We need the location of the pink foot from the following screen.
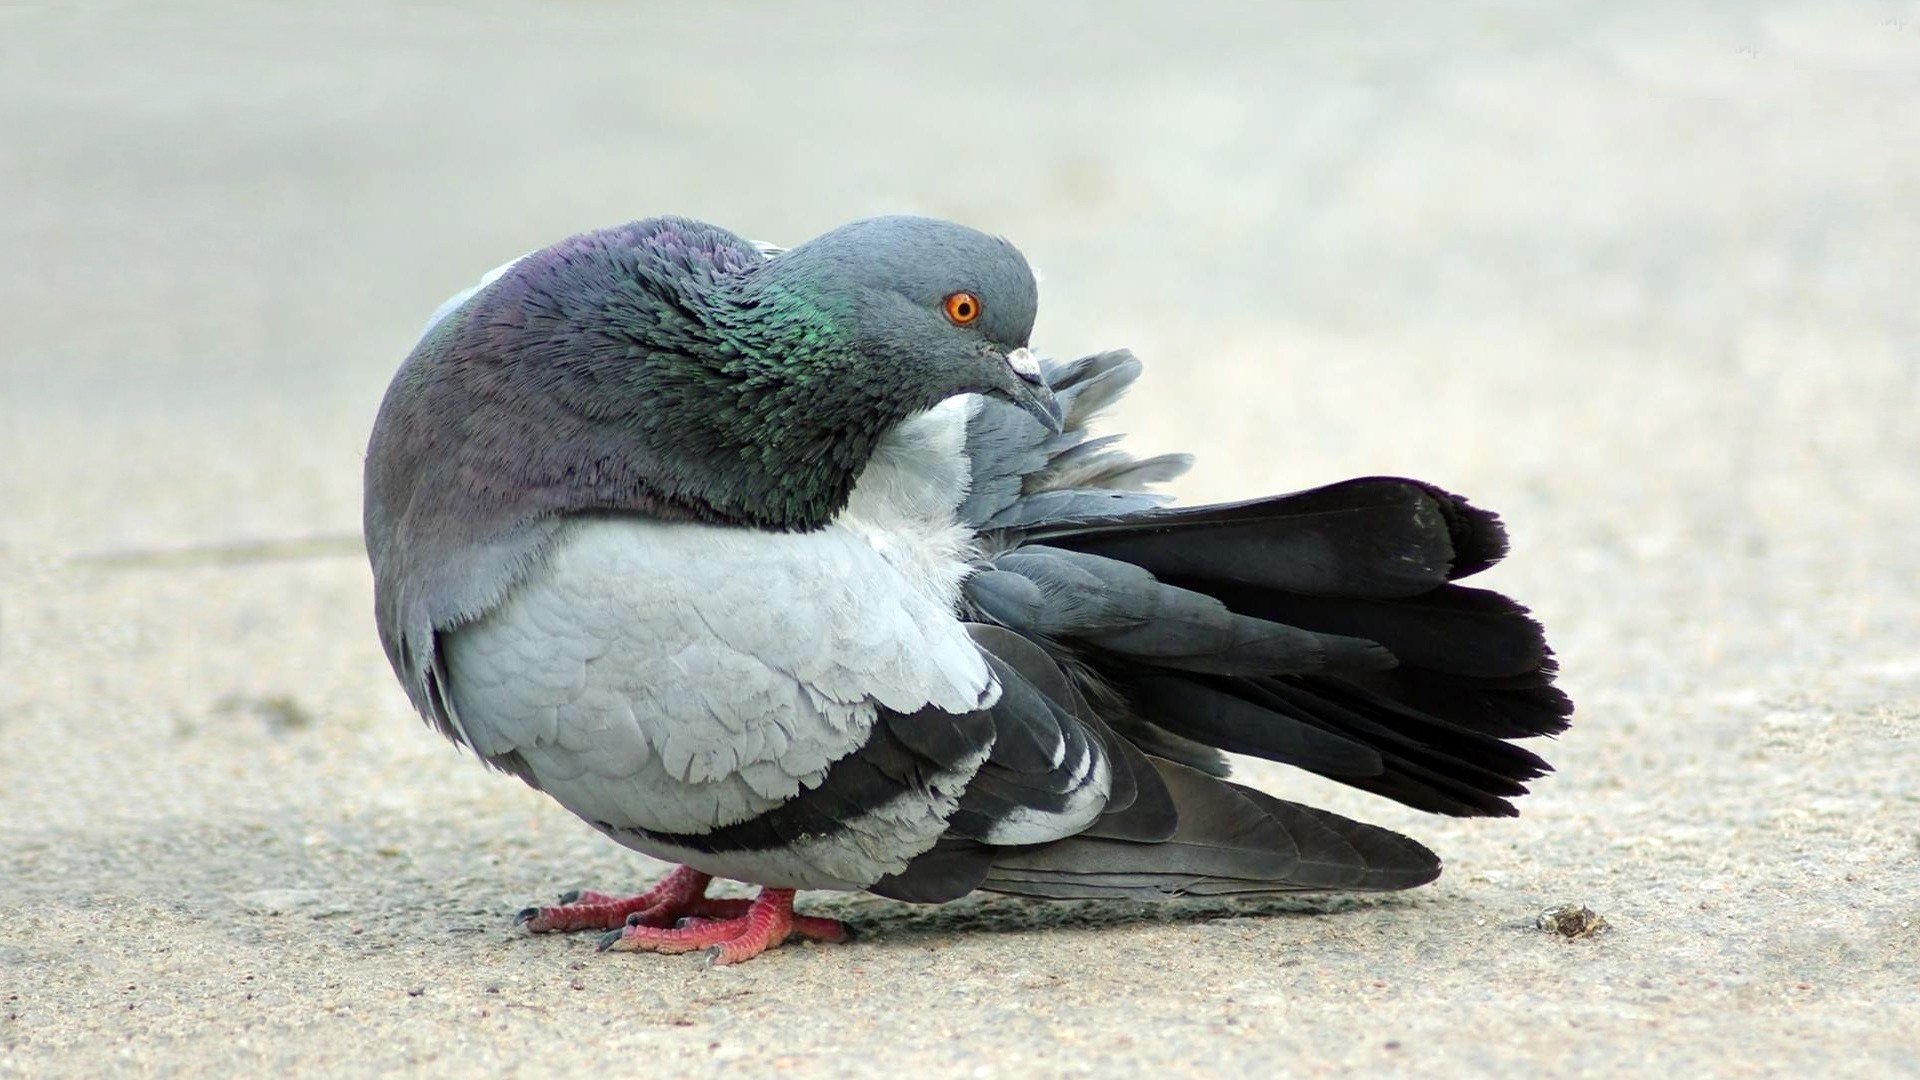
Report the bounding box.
[515,865,717,933]
[598,887,851,965]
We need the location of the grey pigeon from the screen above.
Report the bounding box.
[364,216,1571,964]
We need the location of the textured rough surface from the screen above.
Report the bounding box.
[2,2,1917,1076]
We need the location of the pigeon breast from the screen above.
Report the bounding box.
[437,396,1000,886]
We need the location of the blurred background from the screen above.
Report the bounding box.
[2,2,1916,1075]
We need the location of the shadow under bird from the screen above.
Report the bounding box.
[364,215,1573,964]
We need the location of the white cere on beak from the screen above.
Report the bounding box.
[1006,347,1042,382]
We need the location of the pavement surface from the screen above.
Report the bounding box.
[3,3,1917,1076]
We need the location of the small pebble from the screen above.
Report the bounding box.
[1536,904,1609,939]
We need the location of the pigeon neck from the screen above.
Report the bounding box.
[689,277,929,530]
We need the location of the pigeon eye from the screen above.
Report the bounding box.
[943,291,981,326]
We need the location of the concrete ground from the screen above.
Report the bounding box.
[3,2,1917,1076]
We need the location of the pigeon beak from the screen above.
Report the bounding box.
[1003,348,1065,433]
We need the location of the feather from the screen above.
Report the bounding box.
[1030,477,1505,598]
[1123,675,1384,778]
[972,546,1394,674]
[979,758,1439,900]
[939,627,1115,846]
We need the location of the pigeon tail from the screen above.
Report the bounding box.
[968,474,1571,820]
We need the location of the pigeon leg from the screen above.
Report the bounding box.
[598,887,850,965]
[515,865,718,933]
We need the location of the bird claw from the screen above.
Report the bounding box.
[595,887,848,964]
[518,869,848,963]
[515,867,715,933]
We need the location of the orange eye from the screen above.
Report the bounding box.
[944,291,981,326]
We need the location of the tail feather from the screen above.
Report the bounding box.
[967,475,1570,820]
[980,758,1439,900]
[1123,675,1383,778]
[1032,478,1506,598]
[1195,583,1552,681]
[1341,668,1572,739]
[1122,671,1553,817]
[1244,676,1546,817]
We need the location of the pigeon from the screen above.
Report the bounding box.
[363,215,1572,964]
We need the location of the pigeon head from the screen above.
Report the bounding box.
[740,216,1060,431]
[367,215,1062,556]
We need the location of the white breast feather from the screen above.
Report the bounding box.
[836,396,981,614]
